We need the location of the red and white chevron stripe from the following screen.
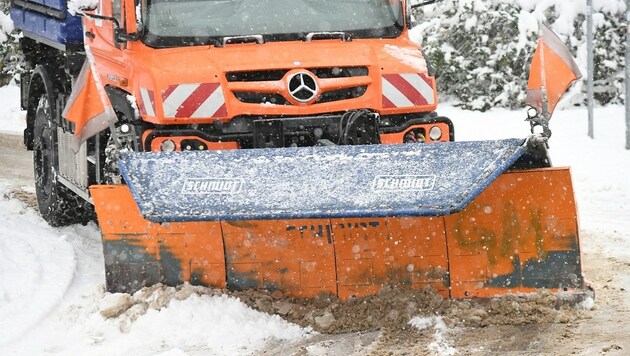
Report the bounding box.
[381,73,435,108]
[162,83,227,118]
[138,87,156,117]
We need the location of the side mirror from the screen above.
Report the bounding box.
[114,27,141,43]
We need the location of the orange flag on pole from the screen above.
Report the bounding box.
[62,48,117,152]
[527,24,582,116]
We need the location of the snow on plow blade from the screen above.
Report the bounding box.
[90,138,585,299]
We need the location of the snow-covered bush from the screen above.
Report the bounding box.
[590,11,626,105]
[0,1,10,43]
[413,0,627,111]
[0,0,23,86]
[413,0,533,111]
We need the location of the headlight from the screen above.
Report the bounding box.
[429,126,443,141]
[160,139,176,152]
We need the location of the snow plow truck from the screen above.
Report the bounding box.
[10,0,588,300]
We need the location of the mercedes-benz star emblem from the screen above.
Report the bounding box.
[287,72,318,103]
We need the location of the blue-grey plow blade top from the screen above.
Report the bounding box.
[117,138,527,222]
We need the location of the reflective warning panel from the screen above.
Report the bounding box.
[117,139,526,222]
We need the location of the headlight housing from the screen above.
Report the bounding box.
[429,126,443,141]
[160,139,176,152]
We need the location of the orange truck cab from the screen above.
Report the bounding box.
[83,0,452,151]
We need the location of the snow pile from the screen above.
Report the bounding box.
[61,287,310,356]
[0,84,24,134]
[21,285,310,356]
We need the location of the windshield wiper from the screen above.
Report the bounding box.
[217,35,264,47]
[304,32,352,42]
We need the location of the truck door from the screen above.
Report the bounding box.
[83,0,128,91]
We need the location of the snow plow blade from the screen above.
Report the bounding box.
[90,138,585,299]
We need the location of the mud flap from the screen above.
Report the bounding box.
[91,138,585,298]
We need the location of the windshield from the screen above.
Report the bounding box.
[142,0,404,47]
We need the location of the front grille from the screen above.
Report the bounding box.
[226,66,368,82]
[227,66,370,105]
[316,86,368,104]
[310,67,369,78]
[234,92,289,105]
[226,70,288,82]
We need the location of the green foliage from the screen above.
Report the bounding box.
[591,15,626,105]
[1,0,24,86]
[418,1,534,111]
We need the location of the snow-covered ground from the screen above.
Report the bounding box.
[0,191,311,354]
[0,85,24,135]
[1,81,629,354]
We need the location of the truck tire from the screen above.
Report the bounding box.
[32,95,93,227]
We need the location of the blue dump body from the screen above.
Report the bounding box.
[118,138,527,222]
[10,0,83,48]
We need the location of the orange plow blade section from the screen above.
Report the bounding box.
[445,168,580,298]
[91,167,583,299]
